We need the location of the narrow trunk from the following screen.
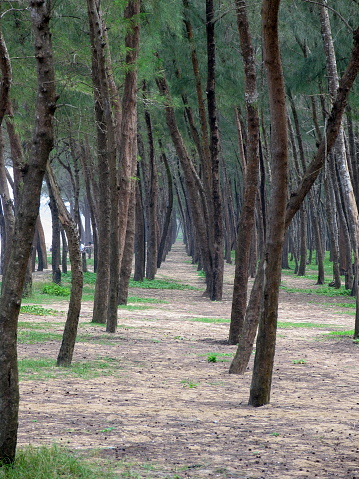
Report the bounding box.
[229,0,260,345]
[46,165,83,367]
[0,0,57,462]
[249,0,288,407]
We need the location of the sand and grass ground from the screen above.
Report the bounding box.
[8,243,359,478]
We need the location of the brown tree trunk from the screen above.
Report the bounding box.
[87,0,111,324]
[228,0,260,345]
[46,164,83,367]
[134,165,145,281]
[143,86,158,280]
[107,0,140,332]
[206,0,224,301]
[249,0,288,407]
[0,0,57,462]
[46,172,61,284]
[118,185,136,305]
[157,147,174,268]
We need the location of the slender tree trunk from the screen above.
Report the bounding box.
[0,0,57,462]
[107,0,140,332]
[118,185,136,305]
[249,0,288,407]
[46,172,61,284]
[87,0,111,324]
[157,147,174,268]
[46,164,83,367]
[134,166,145,281]
[229,0,260,345]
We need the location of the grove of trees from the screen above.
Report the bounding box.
[0,0,358,464]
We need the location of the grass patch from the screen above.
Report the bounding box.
[0,444,115,479]
[186,317,229,323]
[281,284,351,297]
[129,277,198,290]
[20,305,59,316]
[42,283,71,297]
[118,304,152,311]
[206,352,233,363]
[18,321,63,330]
[18,330,63,344]
[327,330,354,337]
[277,321,338,329]
[181,379,199,388]
[18,357,121,381]
[127,296,168,304]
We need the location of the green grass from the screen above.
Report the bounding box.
[186,317,230,323]
[18,357,121,381]
[129,277,198,290]
[20,305,59,316]
[18,321,63,330]
[18,330,63,344]
[280,284,351,297]
[277,321,339,329]
[326,330,355,337]
[127,296,168,304]
[118,304,152,311]
[0,445,116,478]
[206,352,233,363]
[42,283,71,297]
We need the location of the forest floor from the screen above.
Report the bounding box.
[17,242,359,479]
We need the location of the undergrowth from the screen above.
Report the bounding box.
[0,445,115,479]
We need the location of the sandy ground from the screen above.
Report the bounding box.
[17,243,359,478]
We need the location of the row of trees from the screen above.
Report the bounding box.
[0,0,358,464]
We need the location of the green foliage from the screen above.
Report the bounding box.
[0,445,115,479]
[207,353,217,363]
[42,283,71,297]
[20,305,58,316]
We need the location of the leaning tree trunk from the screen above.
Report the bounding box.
[319,1,359,336]
[0,0,57,462]
[46,165,83,367]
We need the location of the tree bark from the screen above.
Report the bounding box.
[0,0,57,462]
[229,0,260,345]
[87,0,111,324]
[46,164,83,367]
[249,0,288,407]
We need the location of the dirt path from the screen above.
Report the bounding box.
[18,243,359,478]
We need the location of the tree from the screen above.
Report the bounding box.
[0,0,57,462]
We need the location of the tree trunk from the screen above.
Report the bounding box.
[157,147,174,268]
[46,164,83,367]
[87,0,111,324]
[46,172,61,284]
[107,0,140,332]
[134,167,145,282]
[228,0,260,345]
[118,185,136,305]
[0,0,57,462]
[249,0,288,407]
